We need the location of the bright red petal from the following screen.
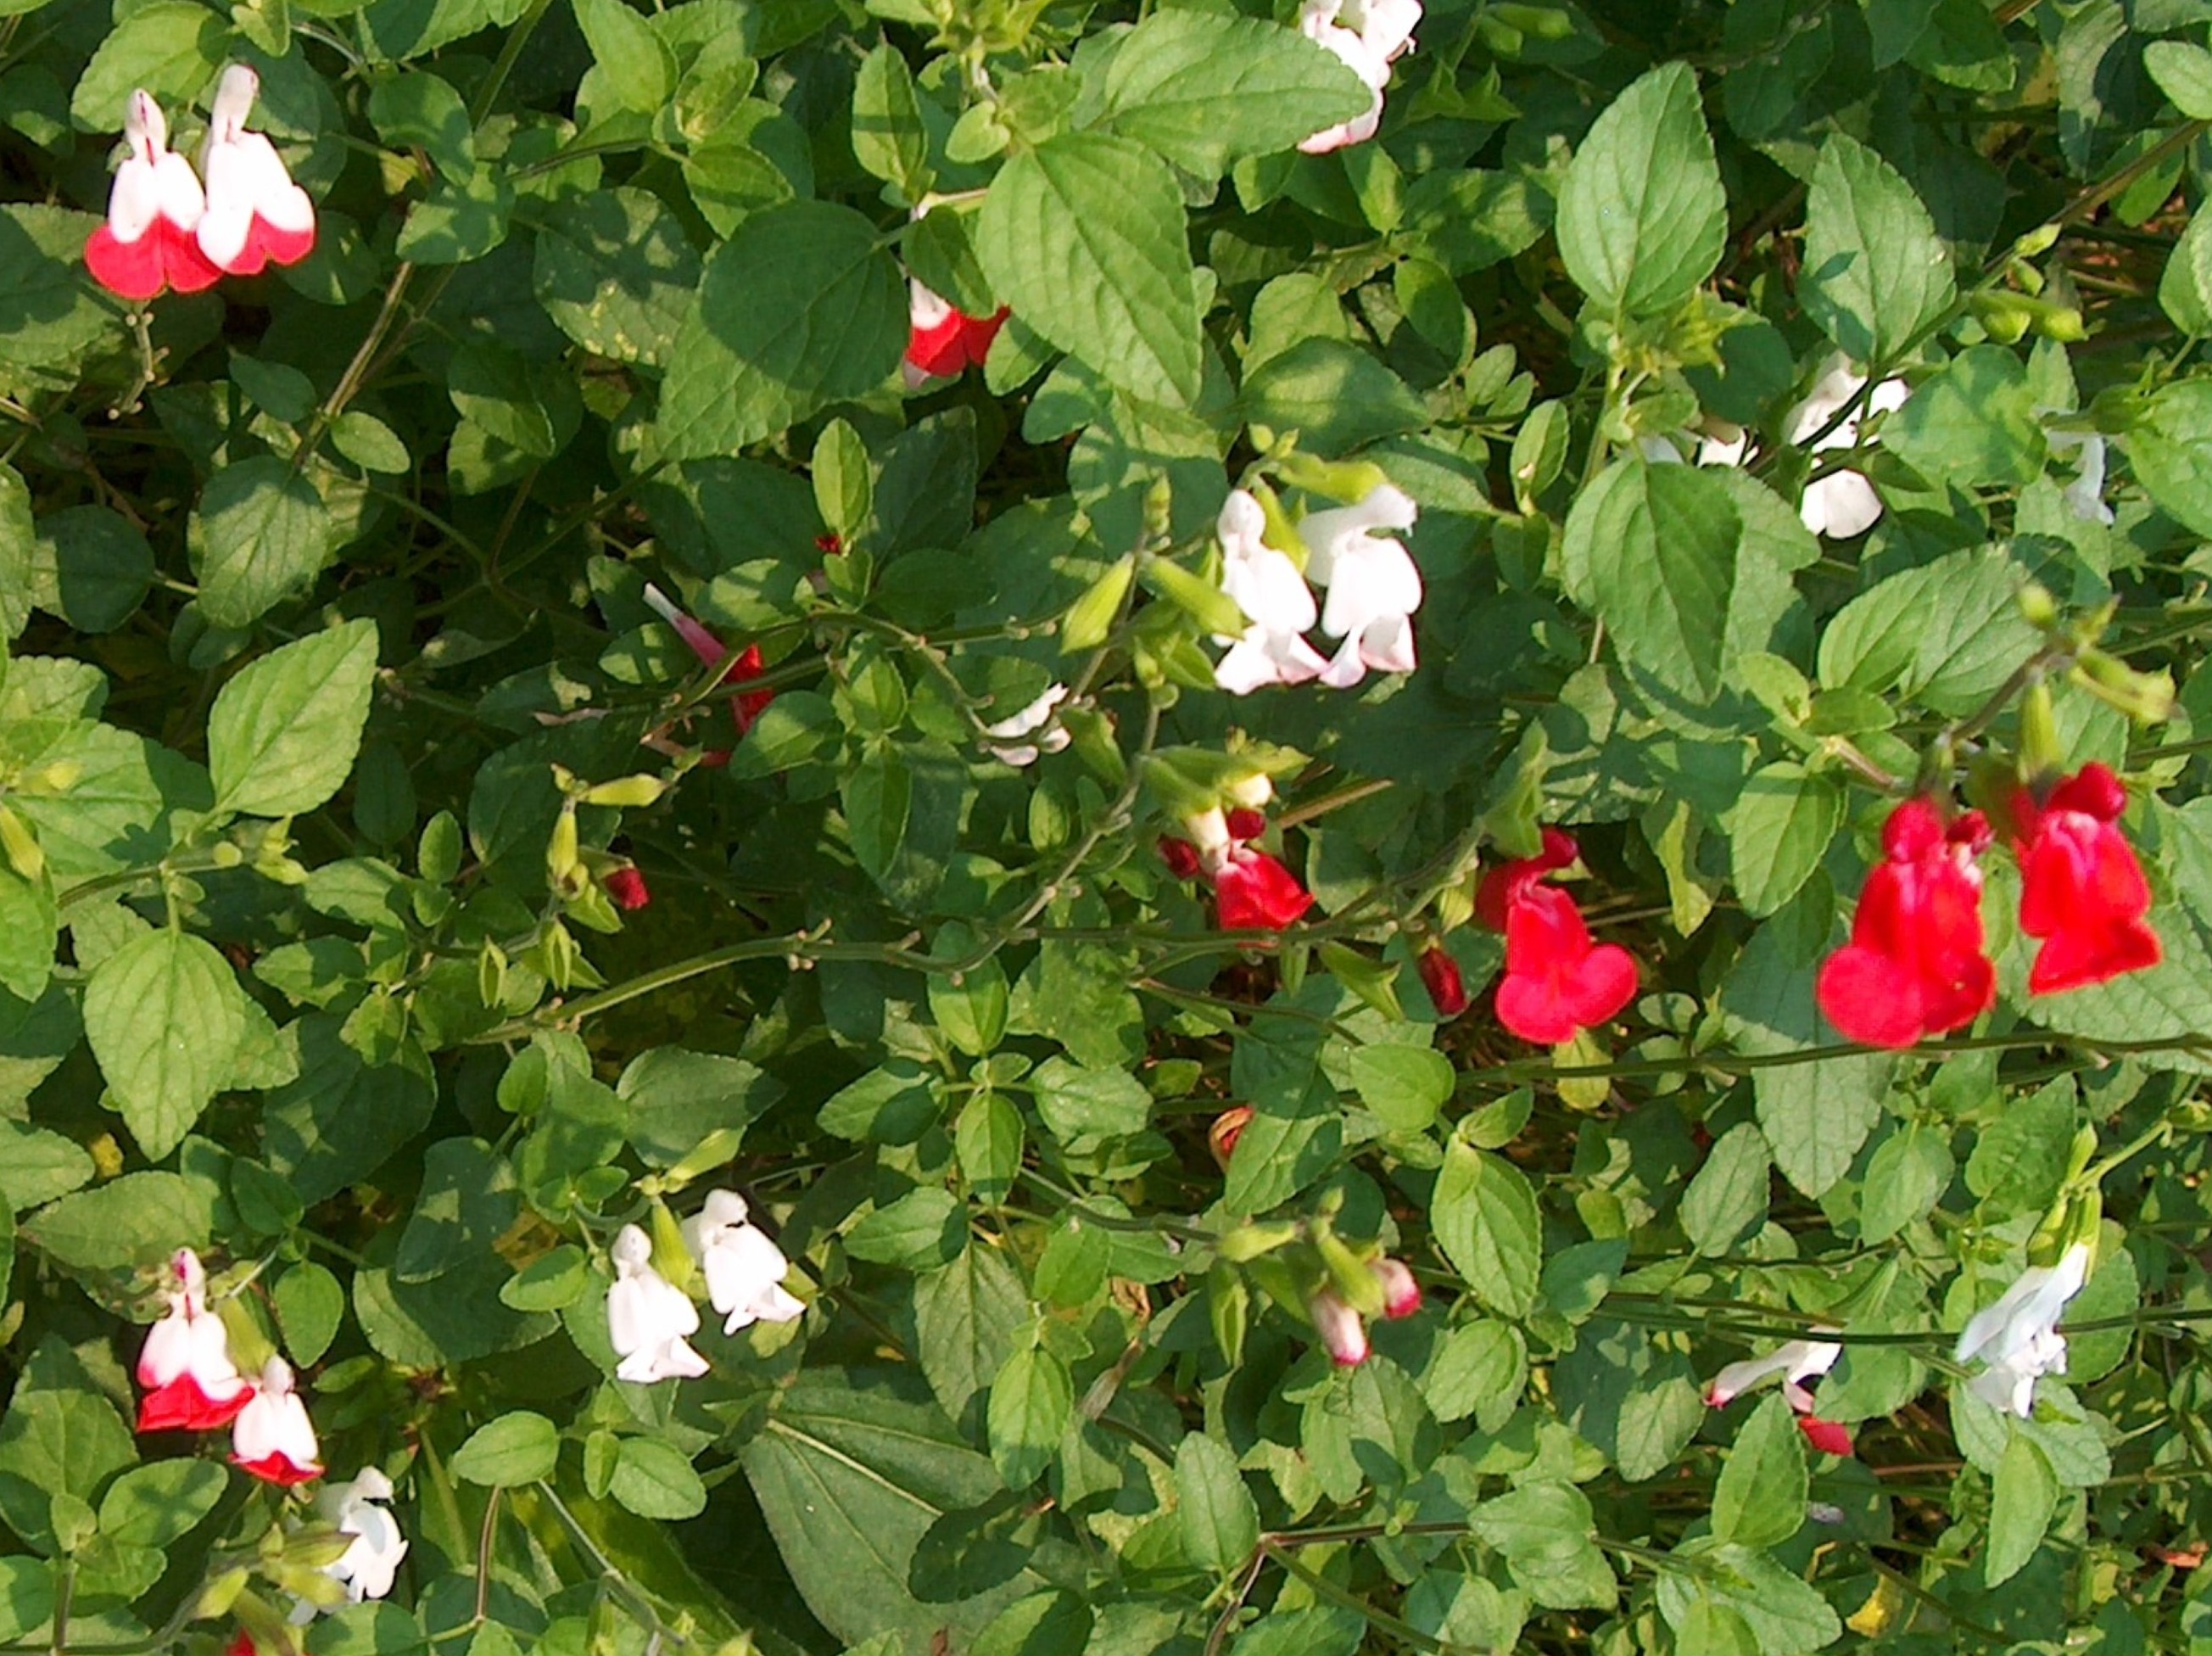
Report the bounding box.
[1560,941,1637,1028]
[232,1451,322,1487]
[958,307,1008,368]
[1798,1415,1854,1457]
[1816,943,1928,1049]
[2029,916,2163,995]
[1494,971,1580,1045]
[1417,946,1468,1016]
[249,215,316,269]
[1214,850,1312,930]
[906,310,970,378]
[137,1374,253,1434]
[85,226,166,301]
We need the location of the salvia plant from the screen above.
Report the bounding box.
[3,0,2212,1653]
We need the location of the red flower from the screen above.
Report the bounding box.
[1158,836,1202,881]
[226,1632,257,1656]
[815,534,843,556]
[1816,799,1996,1049]
[605,867,650,911]
[1417,945,1468,1016]
[1494,885,1637,1043]
[1476,827,1579,932]
[1798,1415,1854,1457]
[906,283,1008,380]
[2010,764,2161,994]
[1213,846,1314,930]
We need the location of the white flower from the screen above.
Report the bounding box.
[606,1224,709,1383]
[1790,360,1909,539]
[1299,482,1422,687]
[83,90,216,301]
[317,1469,408,1603]
[136,1247,253,1431]
[1213,490,1327,695]
[1953,1242,2092,1418]
[195,64,316,276]
[682,1190,805,1337]
[1297,0,1422,154]
[232,1358,322,1485]
[981,684,1071,766]
[2047,429,2115,526]
[1703,1336,1842,1409]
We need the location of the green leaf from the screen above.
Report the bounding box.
[97,1459,225,1548]
[0,1561,52,1645]
[846,1188,964,1273]
[21,1171,212,1270]
[1090,9,1371,179]
[975,132,1201,406]
[1030,1056,1150,1143]
[34,506,154,632]
[0,859,54,1005]
[852,42,931,200]
[82,929,245,1161]
[1433,1138,1540,1319]
[451,1412,560,1486]
[2122,380,2212,539]
[913,1244,1029,1426]
[1238,338,1427,455]
[986,1345,1070,1490]
[1561,458,1744,702]
[262,1015,438,1205]
[2148,39,2212,117]
[1658,1541,1840,1656]
[927,923,1008,1057]
[1725,763,1843,918]
[659,200,906,460]
[955,1092,1023,1206]
[1801,132,1956,364]
[1985,1434,2057,1587]
[1555,63,1726,318]
[208,618,379,818]
[842,758,911,883]
[612,1436,707,1519]
[1679,1123,1772,1256]
[1879,345,2044,487]
[1343,1043,1454,1134]
[1711,1394,1808,1548]
[1964,1077,2073,1216]
[68,1,227,127]
[189,456,338,630]
[571,0,675,113]
[1174,1432,1259,1570]
[367,71,474,182]
[272,1259,344,1365]
[1859,1123,1952,1244]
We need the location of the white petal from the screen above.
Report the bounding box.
[908,279,953,333]
[701,1222,793,1322]
[1216,488,1267,553]
[1697,424,1750,467]
[1316,630,1369,690]
[1221,542,1317,635]
[1637,435,1685,465]
[1799,470,1883,539]
[1358,611,1417,674]
[151,151,205,230]
[1318,538,1421,640]
[105,157,162,243]
[981,683,1067,740]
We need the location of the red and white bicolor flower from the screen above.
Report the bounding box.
[1213,490,1327,696]
[1704,1334,1855,1456]
[136,1247,253,1433]
[1299,482,1422,688]
[84,90,222,302]
[1310,1257,1422,1368]
[1297,0,1422,154]
[606,1223,709,1384]
[682,1189,806,1336]
[232,1357,323,1486]
[195,65,316,277]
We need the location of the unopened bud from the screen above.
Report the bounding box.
[1314,1226,1387,1318]
[1272,452,1391,504]
[0,805,42,882]
[582,774,669,809]
[2074,652,2176,725]
[1216,1219,1299,1262]
[2018,680,2062,776]
[2017,581,2058,629]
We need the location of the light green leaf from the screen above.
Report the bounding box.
[23,1171,214,1270]
[612,1437,707,1519]
[1725,763,1843,918]
[1711,1394,1808,1548]
[660,200,906,460]
[1239,338,1427,455]
[1680,1123,1772,1256]
[367,71,474,181]
[189,456,338,629]
[986,1345,1070,1490]
[1859,1124,1952,1244]
[1561,458,1744,702]
[1174,1432,1259,1571]
[1801,132,1955,364]
[1879,345,2044,487]
[1555,62,1725,318]
[852,42,931,200]
[1433,1138,1540,1319]
[955,1092,1023,1206]
[452,1412,560,1486]
[82,929,245,1161]
[98,1459,226,1548]
[68,1,227,127]
[208,618,379,819]
[913,1244,1029,1426]
[975,132,1201,406]
[1090,9,1371,179]
[272,1260,344,1366]
[571,0,675,114]
[1985,1434,2057,1587]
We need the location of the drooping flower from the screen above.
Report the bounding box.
[642,582,774,741]
[2047,428,2115,526]
[1162,807,1315,931]
[136,1248,254,1433]
[1416,945,1468,1017]
[1954,1243,2092,1418]
[1297,0,1422,154]
[604,866,650,911]
[904,280,1008,386]
[1310,1288,1369,1366]
[980,684,1072,767]
[2010,764,2161,994]
[681,1189,806,1338]
[1299,483,1422,688]
[1477,829,1634,1044]
[195,65,316,277]
[1790,361,1911,539]
[1816,800,1996,1049]
[1371,1257,1422,1319]
[316,1469,408,1603]
[606,1224,709,1383]
[232,1358,322,1486]
[1704,1334,1853,1457]
[1213,490,1327,696]
[84,90,222,302]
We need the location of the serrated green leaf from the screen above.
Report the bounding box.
[1556,63,1725,317]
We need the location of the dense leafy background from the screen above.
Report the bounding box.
[3,1,2212,1653]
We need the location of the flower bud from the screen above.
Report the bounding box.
[1209,1106,1253,1169]
[582,774,669,809]
[1371,1257,1422,1318]
[1416,946,1468,1017]
[1309,1290,1369,1367]
[1315,1228,1387,1318]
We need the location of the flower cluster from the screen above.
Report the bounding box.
[1159,797,1315,932]
[641,582,775,758]
[136,1250,321,1483]
[1297,0,1422,154]
[1310,1256,1422,1368]
[1704,1334,1853,1457]
[605,1189,805,1385]
[85,68,316,302]
[1818,769,2159,1050]
[1475,828,1638,1045]
[1212,482,1422,695]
